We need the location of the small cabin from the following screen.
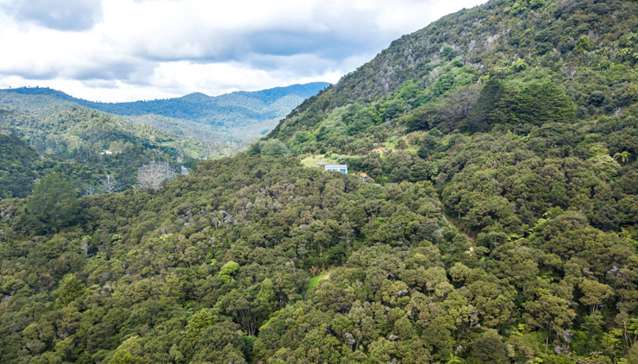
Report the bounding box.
[324,164,348,175]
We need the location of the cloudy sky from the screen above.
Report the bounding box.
[0,0,487,102]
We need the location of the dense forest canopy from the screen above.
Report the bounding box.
[0,96,190,197]
[1,0,638,363]
[1,82,330,160]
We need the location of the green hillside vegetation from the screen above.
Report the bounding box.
[0,134,132,199]
[4,83,330,159]
[7,83,329,127]
[0,93,192,196]
[0,134,40,198]
[1,0,638,363]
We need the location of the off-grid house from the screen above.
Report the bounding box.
[324,164,348,175]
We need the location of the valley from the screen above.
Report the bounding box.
[0,83,328,196]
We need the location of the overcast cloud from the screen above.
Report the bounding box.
[0,0,487,102]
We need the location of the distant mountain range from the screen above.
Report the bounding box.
[1,82,329,159]
[0,82,329,196]
[4,82,330,127]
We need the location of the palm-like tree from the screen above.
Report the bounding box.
[614,151,631,164]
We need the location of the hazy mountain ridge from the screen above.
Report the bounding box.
[0,83,329,196]
[5,82,329,127]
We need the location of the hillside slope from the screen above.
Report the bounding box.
[3,83,329,159]
[1,0,638,363]
[0,92,192,196]
[272,0,637,143]
[265,0,638,233]
[0,134,40,198]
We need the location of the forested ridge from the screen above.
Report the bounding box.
[2,0,638,363]
[0,83,327,197]
[1,82,330,161]
[6,83,329,127]
[0,93,193,197]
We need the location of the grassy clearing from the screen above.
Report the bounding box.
[300,154,355,169]
[307,272,330,292]
[301,154,336,168]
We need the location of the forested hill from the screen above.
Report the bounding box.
[1,0,638,363]
[271,0,637,142]
[0,83,329,197]
[0,134,40,198]
[0,91,194,197]
[5,82,329,127]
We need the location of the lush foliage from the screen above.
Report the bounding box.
[0,134,40,198]
[4,83,329,159]
[1,0,638,363]
[20,173,82,233]
[0,93,192,196]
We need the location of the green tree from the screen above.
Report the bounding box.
[464,77,575,133]
[53,274,85,306]
[467,330,509,364]
[524,288,576,347]
[579,279,613,313]
[614,151,631,164]
[23,173,82,233]
[218,260,240,284]
[259,140,290,157]
[628,342,638,364]
[108,336,150,364]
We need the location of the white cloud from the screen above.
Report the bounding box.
[0,0,102,31]
[0,0,487,102]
